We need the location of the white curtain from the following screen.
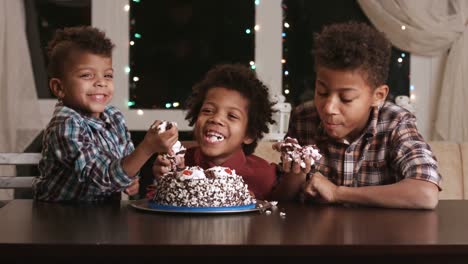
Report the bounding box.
[358,0,468,141]
[0,0,43,199]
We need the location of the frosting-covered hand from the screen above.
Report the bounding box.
[273,137,322,173]
[156,121,186,172]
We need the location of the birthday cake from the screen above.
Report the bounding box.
[151,166,256,208]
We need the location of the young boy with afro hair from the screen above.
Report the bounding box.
[272,21,441,209]
[152,63,279,200]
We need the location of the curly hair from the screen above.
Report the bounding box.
[313,21,391,89]
[185,64,276,155]
[47,26,115,78]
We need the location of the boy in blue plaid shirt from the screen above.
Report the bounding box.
[33,26,178,202]
[271,22,441,209]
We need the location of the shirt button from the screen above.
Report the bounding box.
[346,148,352,153]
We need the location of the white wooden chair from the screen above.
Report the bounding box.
[0,153,41,189]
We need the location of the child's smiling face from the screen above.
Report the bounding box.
[194,87,253,165]
[50,50,114,118]
[314,66,388,142]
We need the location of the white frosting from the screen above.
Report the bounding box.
[171,141,186,155]
[156,121,177,133]
[205,166,235,178]
[177,166,206,180]
[154,120,186,173]
[275,137,322,168]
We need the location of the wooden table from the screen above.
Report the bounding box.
[1,199,468,261]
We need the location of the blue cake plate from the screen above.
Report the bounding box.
[130,199,269,214]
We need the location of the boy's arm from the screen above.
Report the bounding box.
[120,144,155,178]
[335,178,439,209]
[304,173,438,209]
[121,122,178,177]
[305,115,441,209]
[54,118,134,191]
[269,171,307,201]
[54,116,176,193]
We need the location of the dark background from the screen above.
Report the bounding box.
[128,0,255,109]
[282,0,409,106]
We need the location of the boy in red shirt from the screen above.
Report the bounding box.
[152,64,278,200]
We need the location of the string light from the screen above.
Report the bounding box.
[128,0,255,111]
[410,84,416,109]
[401,25,406,30]
[397,58,403,63]
[282,1,290,100]
[401,53,406,58]
[250,61,256,70]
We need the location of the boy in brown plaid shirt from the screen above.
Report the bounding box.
[271,22,441,209]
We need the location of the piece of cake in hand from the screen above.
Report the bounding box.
[273,137,322,168]
[151,166,256,207]
[155,121,186,172]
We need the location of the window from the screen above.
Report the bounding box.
[26,0,282,132]
[128,0,255,110]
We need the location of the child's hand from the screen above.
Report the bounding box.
[281,155,312,174]
[152,153,186,178]
[152,154,173,179]
[124,178,140,196]
[273,137,320,175]
[302,172,338,204]
[272,137,299,151]
[274,138,302,173]
[143,120,178,155]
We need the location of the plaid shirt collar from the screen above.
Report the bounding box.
[55,101,113,131]
[83,111,112,131]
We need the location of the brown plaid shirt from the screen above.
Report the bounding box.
[286,101,441,188]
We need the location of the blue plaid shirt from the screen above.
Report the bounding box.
[33,103,135,202]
